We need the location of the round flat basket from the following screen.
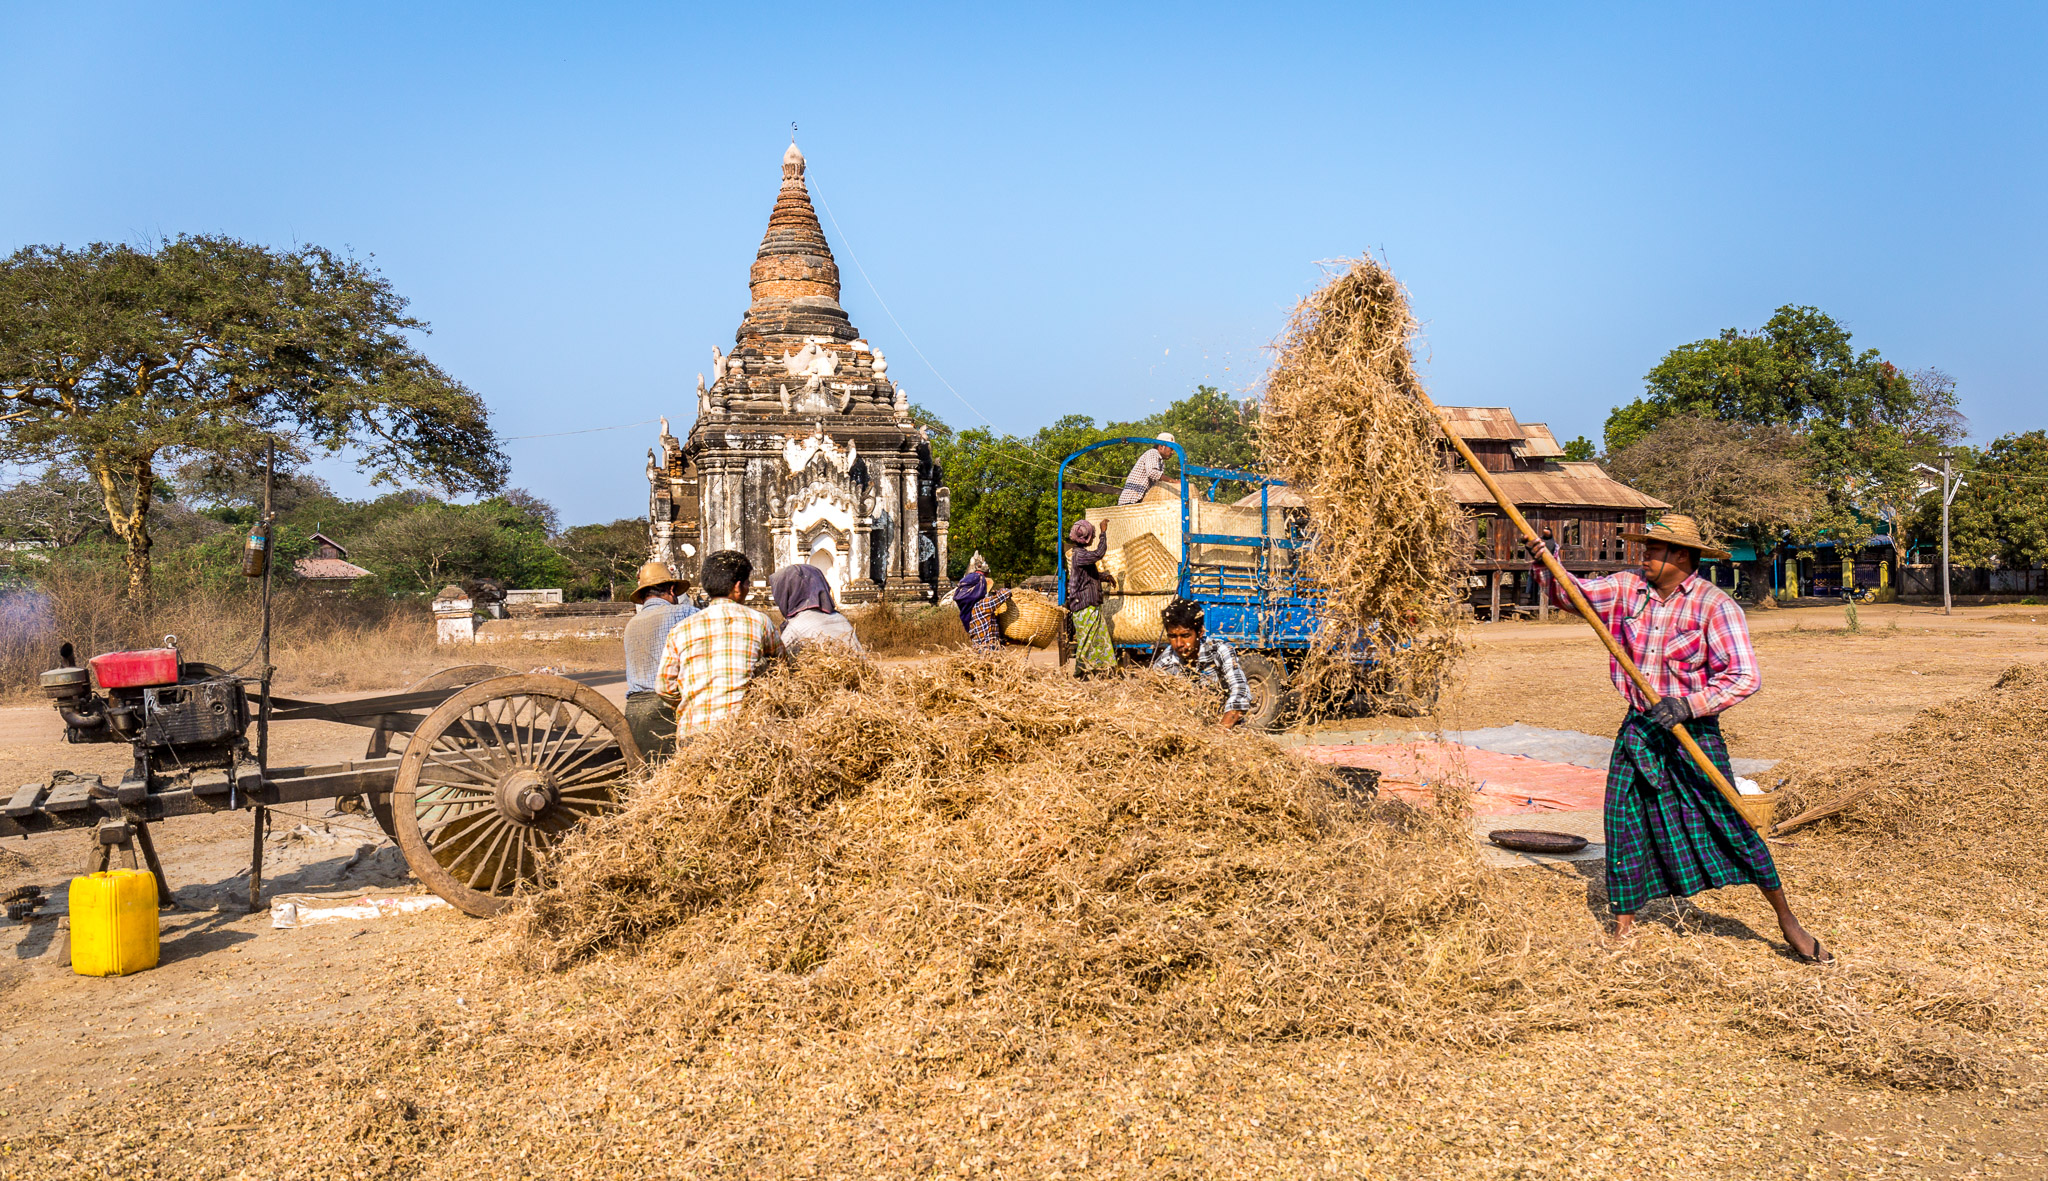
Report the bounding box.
[1487,829,1589,855]
[996,588,1068,649]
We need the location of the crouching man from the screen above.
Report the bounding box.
[1151,597,1251,729]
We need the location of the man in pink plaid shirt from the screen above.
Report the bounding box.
[657,549,785,741]
[1531,513,1830,964]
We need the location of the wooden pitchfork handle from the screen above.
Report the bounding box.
[1424,403,1754,822]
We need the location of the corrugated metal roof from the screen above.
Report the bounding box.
[1437,406,1524,440]
[294,557,372,580]
[1516,422,1567,458]
[1448,466,1669,511]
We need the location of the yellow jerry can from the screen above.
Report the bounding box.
[69,869,160,977]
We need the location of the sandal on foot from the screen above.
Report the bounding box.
[1791,935,1834,965]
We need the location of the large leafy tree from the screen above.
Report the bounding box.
[0,236,507,598]
[556,517,651,600]
[1605,305,1960,547]
[1604,415,1819,593]
[1914,432,2048,569]
[351,496,569,596]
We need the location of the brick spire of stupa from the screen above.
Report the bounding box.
[739,141,855,343]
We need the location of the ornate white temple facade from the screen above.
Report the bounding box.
[646,142,949,603]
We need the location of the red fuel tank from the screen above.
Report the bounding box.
[89,648,180,689]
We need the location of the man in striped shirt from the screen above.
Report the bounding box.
[1151,597,1254,728]
[656,550,784,741]
[1533,513,1830,963]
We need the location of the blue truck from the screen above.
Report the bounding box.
[1054,436,1389,730]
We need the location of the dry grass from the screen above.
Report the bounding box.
[846,600,968,657]
[515,652,1578,1055]
[0,566,621,699]
[8,660,2044,1178]
[1258,257,1470,713]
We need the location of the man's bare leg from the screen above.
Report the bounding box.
[1760,886,1832,962]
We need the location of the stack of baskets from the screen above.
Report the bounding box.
[995,588,1068,649]
[1101,530,1178,645]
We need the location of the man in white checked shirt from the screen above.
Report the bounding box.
[656,550,784,741]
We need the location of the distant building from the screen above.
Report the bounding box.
[293,532,371,587]
[1435,407,1668,620]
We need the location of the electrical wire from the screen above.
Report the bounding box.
[808,183,1130,490]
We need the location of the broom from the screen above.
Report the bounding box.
[1424,402,1767,832]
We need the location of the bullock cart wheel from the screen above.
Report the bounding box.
[348,664,516,838]
[390,674,642,916]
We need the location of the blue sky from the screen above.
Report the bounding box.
[4,3,2042,526]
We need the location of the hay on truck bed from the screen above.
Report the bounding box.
[516,652,1583,1057]
[1259,256,1471,716]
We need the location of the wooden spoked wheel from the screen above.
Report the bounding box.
[391,674,642,916]
[352,664,516,838]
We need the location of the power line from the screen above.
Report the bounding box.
[502,418,661,442]
[808,183,1127,489]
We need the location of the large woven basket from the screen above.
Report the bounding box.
[1103,592,1171,645]
[996,588,1067,649]
[1118,532,1179,595]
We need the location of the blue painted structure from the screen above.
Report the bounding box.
[1054,437,1355,659]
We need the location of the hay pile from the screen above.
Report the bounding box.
[1259,257,1470,711]
[517,652,1580,1055]
[1773,661,2048,856]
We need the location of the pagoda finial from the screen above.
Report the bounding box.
[783,139,805,179]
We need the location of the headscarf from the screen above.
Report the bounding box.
[952,570,989,626]
[769,563,835,619]
[1067,520,1096,546]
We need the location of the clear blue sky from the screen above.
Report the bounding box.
[4,3,2042,527]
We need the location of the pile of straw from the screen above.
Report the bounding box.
[1259,257,1469,713]
[516,652,1578,1054]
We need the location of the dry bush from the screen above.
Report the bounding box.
[1259,257,1469,713]
[516,652,1581,1057]
[0,565,623,698]
[847,600,966,657]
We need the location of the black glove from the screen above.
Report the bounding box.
[1649,695,1694,730]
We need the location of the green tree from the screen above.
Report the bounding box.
[1561,435,1596,461]
[556,518,651,600]
[0,236,508,598]
[351,499,570,596]
[1915,432,2048,569]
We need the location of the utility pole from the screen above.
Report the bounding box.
[1917,454,1966,616]
[1940,451,1953,616]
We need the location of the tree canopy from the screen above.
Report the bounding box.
[930,385,1260,581]
[1916,431,2048,569]
[0,235,508,597]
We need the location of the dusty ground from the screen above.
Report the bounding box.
[1,601,2043,1178]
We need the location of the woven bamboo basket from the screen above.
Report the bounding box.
[1118,532,1179,595]
[996,588,1068,649]
[1733,790,1778,836]
[1103,593,1172,645]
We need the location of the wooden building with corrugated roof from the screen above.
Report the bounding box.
[1436,407,1668,620]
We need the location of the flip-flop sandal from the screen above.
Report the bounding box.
[1791,935,1834,965]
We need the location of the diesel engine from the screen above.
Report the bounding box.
[41,641,251,786]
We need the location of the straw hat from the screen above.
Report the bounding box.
[1619,514,1731,560]
[630,560,686,602]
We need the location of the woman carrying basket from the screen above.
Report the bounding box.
[952,552,1011,655]
[1066,520,1117,675]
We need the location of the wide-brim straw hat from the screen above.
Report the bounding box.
[630,560,687,601]
[1619,514,1731,560]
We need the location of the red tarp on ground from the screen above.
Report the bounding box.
[1298,742,1608,816]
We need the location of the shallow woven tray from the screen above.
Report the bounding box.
[1486,829,1590,855]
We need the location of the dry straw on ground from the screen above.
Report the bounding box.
[517,652,1582,1056]
[1259,257,1469,712]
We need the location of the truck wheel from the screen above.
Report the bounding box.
[1236,652,1289,732]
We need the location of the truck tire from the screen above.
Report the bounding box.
[1236,652,1289,732]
